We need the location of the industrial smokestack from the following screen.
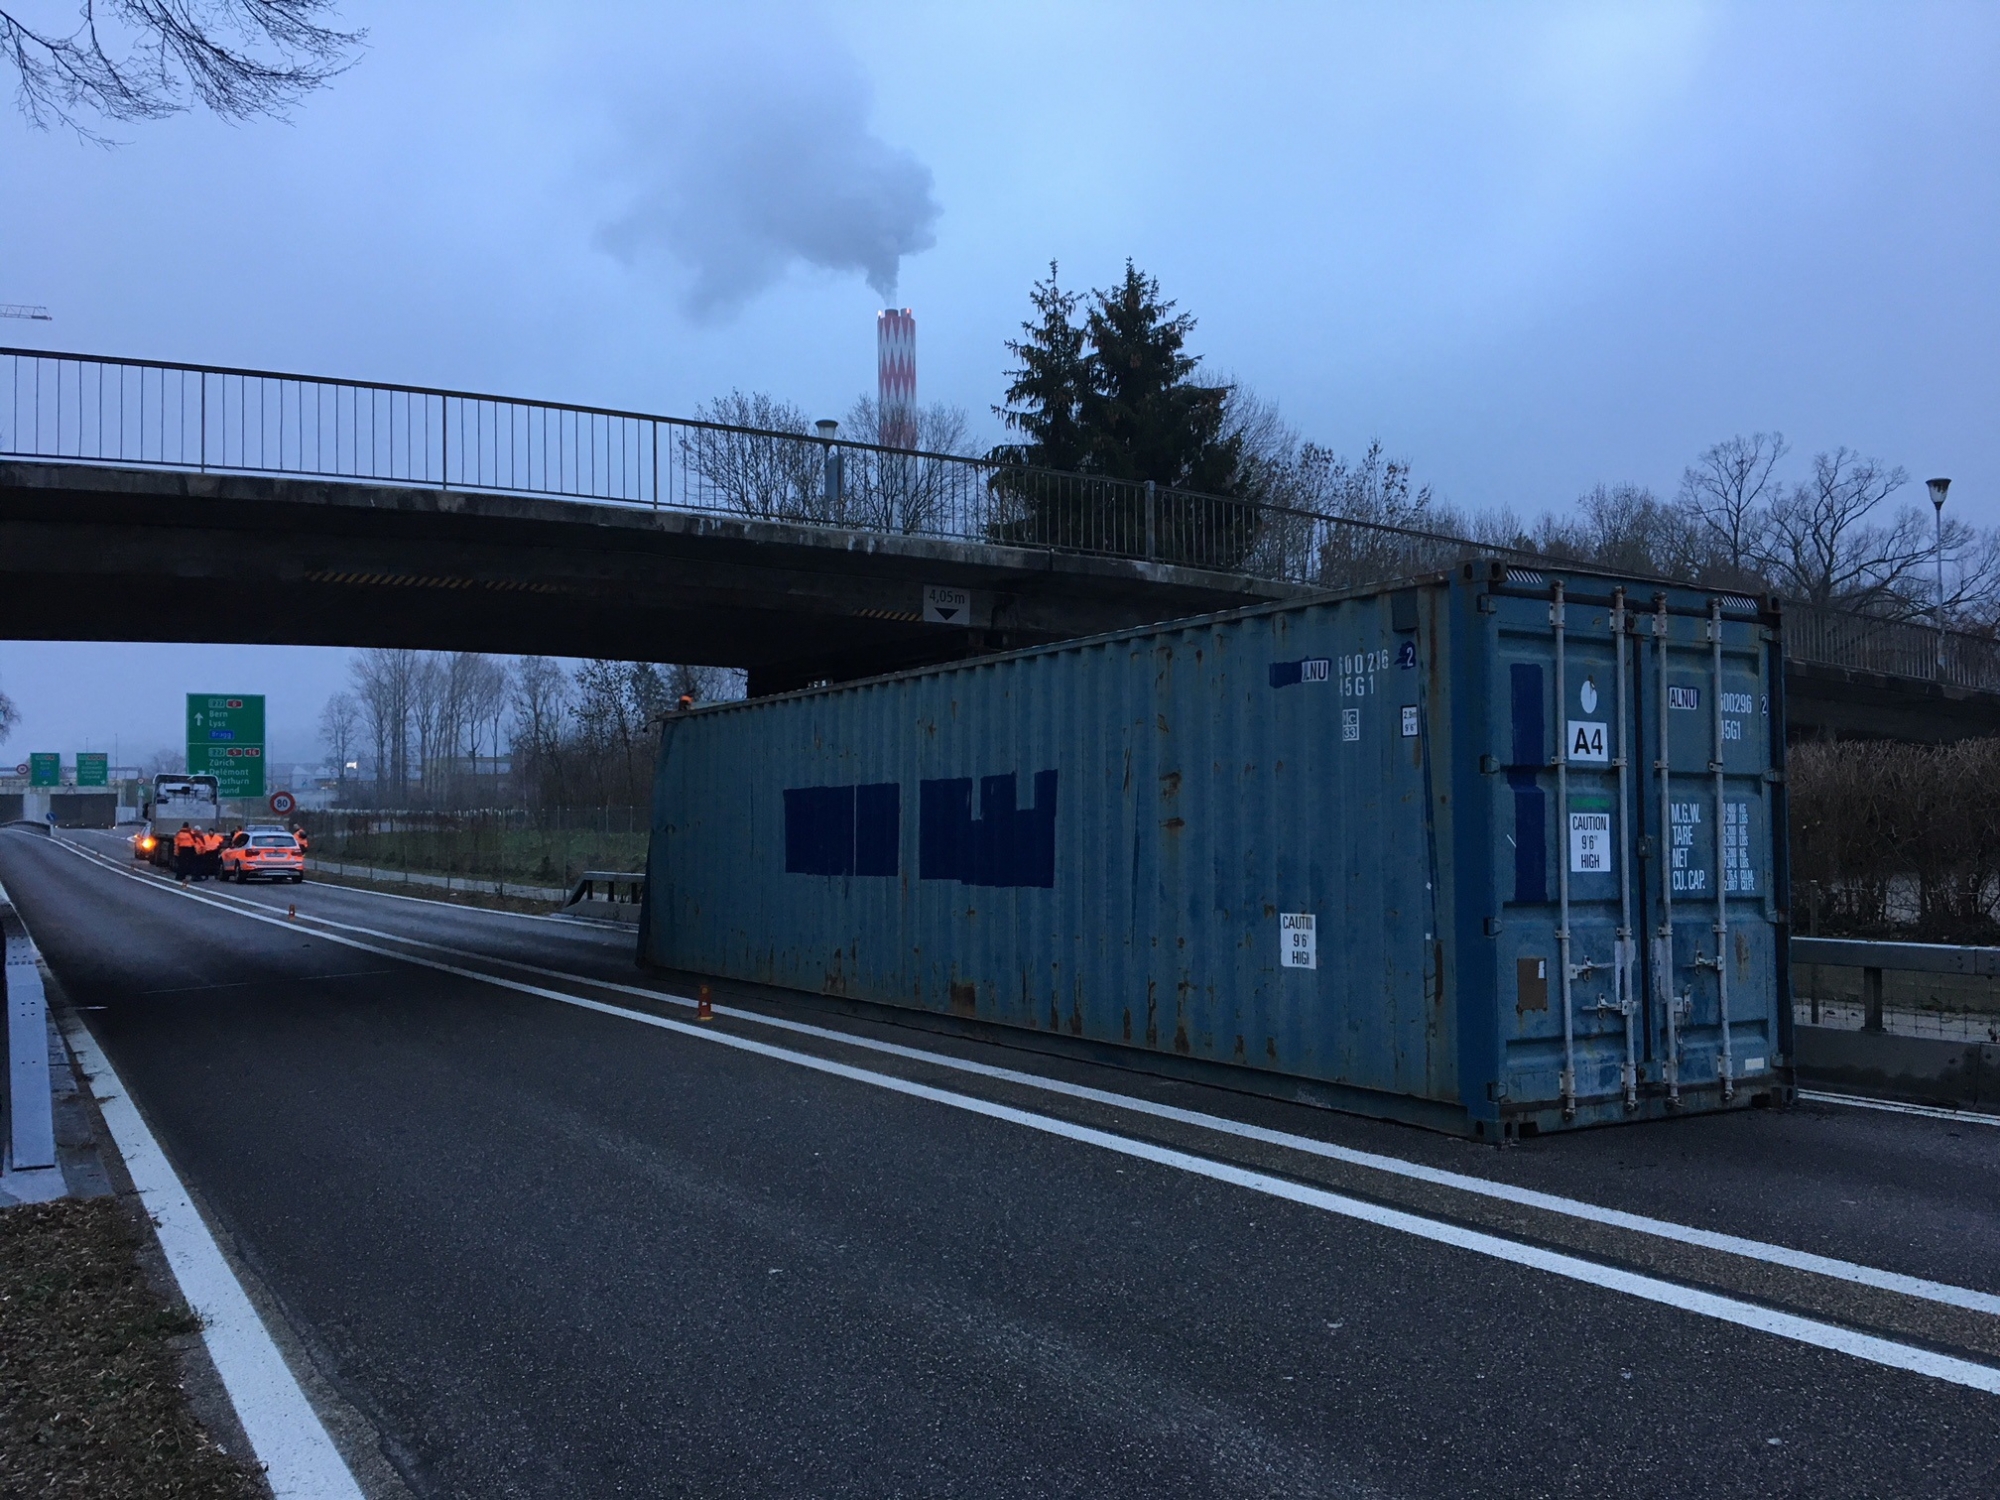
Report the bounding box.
[877,307,916,449]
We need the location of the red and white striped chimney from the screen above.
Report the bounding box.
[877,308,916,449]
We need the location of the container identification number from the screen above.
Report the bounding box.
[1341,650,1390,697]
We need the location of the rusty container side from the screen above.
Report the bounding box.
[643,560,1789,1135]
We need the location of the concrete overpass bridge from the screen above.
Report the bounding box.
[2,346,1996,735]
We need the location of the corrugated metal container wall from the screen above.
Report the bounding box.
[642,561,1792,1136]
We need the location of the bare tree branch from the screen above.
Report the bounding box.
[1,1,361,140]
[1677,431,1787,576]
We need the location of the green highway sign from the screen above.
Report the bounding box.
[75,753,109,787]
[27,753,58,788]
[186,693,267,798]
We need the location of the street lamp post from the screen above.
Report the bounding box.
[1928,477,1951,676]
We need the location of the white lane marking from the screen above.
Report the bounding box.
[36,839,2000,1397]
[1801,1090,2000,1128]
[50,833,2000,1320]
[47,1005,365,1496]
[66,831,628,936]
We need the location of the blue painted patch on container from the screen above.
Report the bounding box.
[1268,658,1330,688]
[784,782,900,877]
[1507,663,1546,904]
[919,770,1058,888]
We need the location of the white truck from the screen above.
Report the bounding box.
[137,774,222,869]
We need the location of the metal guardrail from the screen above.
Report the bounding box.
[7,345,1999,686]
[1793,936,2000,977]
[1793,935,2000,1035]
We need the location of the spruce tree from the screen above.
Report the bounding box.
[1079,261,1240,493]
[993,263,1088,470]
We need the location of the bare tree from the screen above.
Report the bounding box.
[350,647,416,805]
[0,680,16,745]
[684,391,820,520]
[2,1,361,139]
[318,690,358,788]
[839,395,976,534]
[1757,448,1925,612]
[1535,483,1710,581]
[459,656,510,783]
[509,656,571,807]
[407,654,449,801]
[1678,432,1787,578]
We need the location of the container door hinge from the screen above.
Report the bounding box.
[1483,916,1501,937]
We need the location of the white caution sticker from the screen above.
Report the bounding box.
[1568,811,1611,873]
[1566,720,1608,763]
[1280,912,1317,969]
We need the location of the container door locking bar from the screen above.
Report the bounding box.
[1707,598,1736,1102]
[1599,587,1638,1110]
[1552,581,1578,1120]
[1653,594,1683,1106]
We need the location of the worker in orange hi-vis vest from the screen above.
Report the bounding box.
[172,823,197,883]
[197,829,226,881]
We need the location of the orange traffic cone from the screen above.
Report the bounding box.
[287,904,297,921]
[696,984,714,1022]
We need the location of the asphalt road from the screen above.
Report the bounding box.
[6,826,1999,1499]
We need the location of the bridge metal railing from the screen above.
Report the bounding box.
[6,345,1999,686]
[1785,603,2000,694]
[0,344,1479,584]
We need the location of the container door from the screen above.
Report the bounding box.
[1492,574,1782,1123]
[1494,580,1638,1119]
[1630,593,1782,1105]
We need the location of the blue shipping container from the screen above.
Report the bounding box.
[642,561,1792,1136]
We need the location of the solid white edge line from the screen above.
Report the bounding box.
[37,834,2000,1398]
[1800,1089,2000,1127]
[43,1001,365,1495]
[127,844,2000,1322]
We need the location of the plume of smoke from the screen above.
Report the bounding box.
[598,23,938,319]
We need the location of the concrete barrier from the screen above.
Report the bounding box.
[2,881,56,1172]
[1794,1024,1999,1110]
[303,857,566,903]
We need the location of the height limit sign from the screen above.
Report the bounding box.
[187,694,266,798]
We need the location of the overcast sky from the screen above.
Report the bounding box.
[3,0,1996,764]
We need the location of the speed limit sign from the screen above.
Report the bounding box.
[268,790,298,816]
[12,763,25,778]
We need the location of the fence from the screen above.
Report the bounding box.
[295,806,647,897]
[8,345,1999,677]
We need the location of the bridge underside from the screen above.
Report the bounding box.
[4,460,1996,740]
[1783,660,2000,744]
[0,462,1302,694]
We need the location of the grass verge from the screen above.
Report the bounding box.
[0,1197,263,1498]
